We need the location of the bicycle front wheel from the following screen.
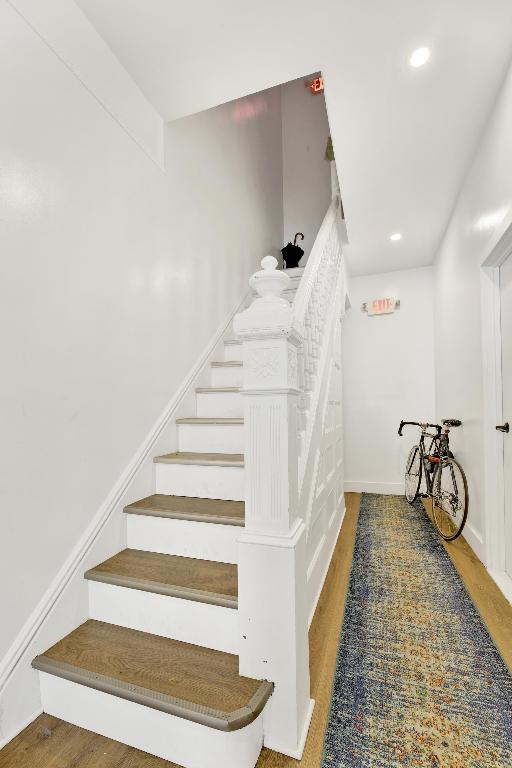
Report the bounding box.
[404,445,422,503]
[430,457,468,540]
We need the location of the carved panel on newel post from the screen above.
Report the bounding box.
[233,256,303,535]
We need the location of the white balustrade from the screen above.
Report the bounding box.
[234,196,346,759]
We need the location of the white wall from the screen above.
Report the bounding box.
[8,0,164,165]
[281,77,332,263]
[0,2,283,743]
[433,58,512,561]
[343,267,436,494]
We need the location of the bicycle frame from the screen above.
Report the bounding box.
[402,421,456,500]
[415,430,441,496]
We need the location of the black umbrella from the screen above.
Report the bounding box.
[281,233,304,269]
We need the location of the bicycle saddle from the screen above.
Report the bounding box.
[442,418,462,427]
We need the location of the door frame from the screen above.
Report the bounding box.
[481,221,512,600]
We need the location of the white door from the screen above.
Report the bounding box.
[500,254,512,578]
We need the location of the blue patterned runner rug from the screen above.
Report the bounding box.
[322,493,512,767]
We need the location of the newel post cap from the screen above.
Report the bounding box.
[249,255,290,299]
[234,256,296,339]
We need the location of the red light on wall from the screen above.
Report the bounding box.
[362,297,400,316]
[308,76,324,94]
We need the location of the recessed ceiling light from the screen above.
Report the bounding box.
[410,47,430,68]
[390,233,403,242]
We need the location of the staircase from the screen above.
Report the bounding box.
[29,195,346,767]
[30,272,307,768]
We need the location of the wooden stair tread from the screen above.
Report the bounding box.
[176,417,243,425]
[85,549,238,608]
[124,494,245,526]
[211,361,242,367]
[195,386,240,393]
[154,452,244,467]
[32,620,273,732]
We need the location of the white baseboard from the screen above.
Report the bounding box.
[488,569,512,607]
[264,698,315,760]
[461,521,485,563]
[0,290,249,723]
[344,481,404,495]
[0,708,42,750]
[307,506,345,628]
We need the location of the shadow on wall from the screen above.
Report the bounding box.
[281,73,332,266]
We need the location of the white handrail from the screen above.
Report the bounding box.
[290,195,343,474]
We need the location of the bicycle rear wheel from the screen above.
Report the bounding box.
[404,445,422,503]
[430,457,468,540]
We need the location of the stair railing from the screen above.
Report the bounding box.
[233,195,345,758]
[293,197,344,480]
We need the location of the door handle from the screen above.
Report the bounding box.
[496,422,510,433]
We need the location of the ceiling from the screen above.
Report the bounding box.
[76,0,512,276]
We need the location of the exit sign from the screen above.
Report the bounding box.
[362,297,400,315]
[308,76,324,93]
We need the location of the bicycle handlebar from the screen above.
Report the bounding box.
[398,420,441,437]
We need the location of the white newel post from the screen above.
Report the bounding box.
[234,256,314,758]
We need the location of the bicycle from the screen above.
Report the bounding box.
[398,419,469,540]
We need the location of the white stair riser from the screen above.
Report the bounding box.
[88,582,239,654]
[178,423,244,453]
[155,463,244,501]
[127,514,240,564]
[38,673,264,768]
[211,366,243,387]
[196,392,242,418]
[223,343,242,362]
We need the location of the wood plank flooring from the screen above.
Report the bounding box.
[124,494,245,526]
[85,549,238,605]
[4,491,512,767]
[0,714,173,768]
[256,492,361,767]
[175,417,243,424]
[153,452,244,466]
[32,620,264,713]
[421,497,512,673]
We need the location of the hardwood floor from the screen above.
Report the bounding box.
[255,492,361,768]
[0,715,173,768]
[422,497,512,673]
[3,491,512,767]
